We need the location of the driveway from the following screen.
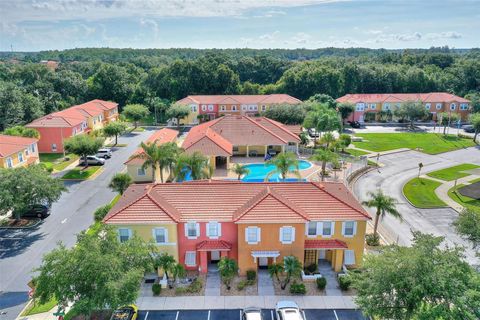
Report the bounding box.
[0,129,153,319]
[352,146,480,266]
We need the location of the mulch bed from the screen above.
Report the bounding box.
[272,277,324,296]
[156,273,206,297]
[221,276,258,296]
[0,218,39,228]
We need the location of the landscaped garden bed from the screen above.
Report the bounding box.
[221,275,257,296]
[403,177,447,208]
[151,272,205,297]
[62,166,102,180]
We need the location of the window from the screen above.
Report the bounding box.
[344,250,356,265]
[18,152,24,163]
[355,103,365,111]
[425,103,431,110]
[6,157,13,168]
[383,103,390,110]
[232,105,237,111]
[261,105,267,111]
[395,103,401,109]
[185,222,199,239]
[307,222,317,236]
[322,222,333,237]
[52,144,57,152]
[31,144,36,153]
[152,228,167,244]
[370,104,376,110]
[73,128,77,135]
[245,227,260,244]
[118,228,131,243]
[436,103,442,110]
[207,222,221,239]
[342,221,356,237]
[460,103,468,110]
[185,251,196,266]
[208,105,214,111]
[450,103,456,110]
[201,105,207,111]
[232,146,239,152]
[137,168,146,176]
[280,226,295,244]
[241,105,247,111]
[191,105,198,112]
[25,148,29,156]
[220,105,226,111]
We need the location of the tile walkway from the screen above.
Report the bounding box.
[318,261,343,296]
[204,264,221,296]
[257,270,275,296]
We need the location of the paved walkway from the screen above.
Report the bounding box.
[136,295,357,310]
[257,270,275,296]
[318,261,342,296]
[204,264,221,296]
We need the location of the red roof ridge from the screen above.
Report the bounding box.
[242,115,288,144]
[145,188,181,222]
[311,182,371,220]
[103,187,152,223]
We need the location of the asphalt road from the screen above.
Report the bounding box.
[352,146,480,265]
[0,129,153,320]
[138,309,368,320]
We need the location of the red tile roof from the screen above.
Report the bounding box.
[26,99,118,128]
[196,240,232,251]
[336,92,470,104]
[182,115,300,156]
[125,128,179,165]
[104,181,370,224]
[0,135,38,157]
[177,94,302,105]
[304,239,348,249]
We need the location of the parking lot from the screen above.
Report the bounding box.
[139,309,369,320]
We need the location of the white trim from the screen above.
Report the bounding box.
[118,228,132,242]
[344,250,356,265]
[185,221,199,239]
[342,221,356,237]
[280,226,295,244]
[137,167,146,176]
[322,221,334,238]
[152,227,168,244]
[245,226,260,244]
[185,251,196,267]
[251,250,280,258]
[206,221,221,239]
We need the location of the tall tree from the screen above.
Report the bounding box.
[453,208,480,249]
[337,103,355,125]
[217,257,238,290]
[175,151,210,181]
[260,103,307,125]
[438,112,460,135]
[361,190,402,238]
[231,163,250,181]
[310,149,339,181]
[281,256,302,290]
[0,165,65,220]
[469,112,480,142]
[157,142,182,183]
[165,104,190,128]
[122,104,150,129]
[132,142,162,183]
[3,125,40,139]
[353,232,480,320]
[393,101,429,129]
[103,121,127,145]
[265,152,300,181]
[108,173,132,195]
[64,135,104,168]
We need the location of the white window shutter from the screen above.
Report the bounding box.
[341,222,345,236]
[344,250,355,265]
[218,223,222,237]
[331,222,335,236]
[196,223,200,237]
[291,227,296,242]
[128,229,132,239]
[317,222,322,236]
[279,227,283,242]
[184,224,189,237]
[152,228,156,241]
[245,228,249,242]
[353,222,357,236]
[206,222,211,237]
[257,227,261,243]
[164,229,169,243]
[305,223,309,236]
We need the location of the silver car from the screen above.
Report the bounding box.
[79,155,105,166]
[275,301,305,320]
[242,308,263,320]
[96,148,112,159]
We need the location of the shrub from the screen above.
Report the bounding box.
[246,270,256,281]
[187,278,202,293]
[289,281,306,295]
[237,280,247,291]
[338,275,352,291]
[316,277,327,290]
[246,279,255,286]
[305,263,318,274]
[152,283,161,296]
[94,204,113,222]
[175,287,186,295]
[366,233,380,246]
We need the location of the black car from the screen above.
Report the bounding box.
[21,204,50,219]
[463,125,475,133]
[348,121,361,128]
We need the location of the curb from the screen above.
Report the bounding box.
[0,218,41,230]
[400,178,449,210]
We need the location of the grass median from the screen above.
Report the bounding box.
[354,133,475,155]
[62,166,102,180]
[39,153,79,172]
[426,163,480,181]
[403,177,447,208]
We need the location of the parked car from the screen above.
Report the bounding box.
[21,204,50,219]
[348,121,361,128]
[242,307,263,320]
[462,125,475,133]
[275,301,305,320]
[110,305,138,320]
[96,148,112,159]
[308,128,320,138]
[79,155,106,166]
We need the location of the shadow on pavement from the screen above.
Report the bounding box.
[0,292,29,309]
[0,227,45,259]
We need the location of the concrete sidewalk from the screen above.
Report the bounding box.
[136,295,357,310]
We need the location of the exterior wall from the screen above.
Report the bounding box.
[110,223,179,262]
[236,223,306,275]
[88,115,105,131]
[104,108,119,122]
[126,164,171,183]
[33,126,79,153]
[0,143,40,169]
[177,221,238,273]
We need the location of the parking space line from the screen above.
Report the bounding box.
[207,310,210,320]
[333,310,339,320]
[175,311,179,320]
[302,310,307,320]
[239,309,241,320]
[270,310,274,320]
[144,311,149,320]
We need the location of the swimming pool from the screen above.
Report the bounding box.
[242,160,312,182]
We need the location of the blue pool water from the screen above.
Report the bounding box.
[242,160,311,182]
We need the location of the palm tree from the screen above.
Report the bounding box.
[217,257,238,290]
[281,256,302,290]
[155,253,176,282]
[265,152,300,181]
[231,163,250,180]
[157,142,182,183]
[175,151,210,181]
[131,142,162,182]
[171,263,187,284]
[108,173,132,195]
[268,263,284,283]
[310,149,339,181]
[320,132,336,150]
[362,190,402,238]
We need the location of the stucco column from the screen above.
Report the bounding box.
[330,250,336,269]
[264,145,268,156]
[334,250,344,272]
[221,251,228,258]
[246,145,249,157]
[296,143,299,154]
[281,145,285,153]
[199,251,208,274]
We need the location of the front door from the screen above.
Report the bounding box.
[258,257,268,267]
[318,249,326,259]
[211,251,220,262]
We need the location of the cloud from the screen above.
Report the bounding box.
[140,18,159,38]
[425,31,462,40]
[291,32,311,44]
[259,30,280,41]
[396,32,422,41]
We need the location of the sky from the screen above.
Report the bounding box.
[0,0,479,52]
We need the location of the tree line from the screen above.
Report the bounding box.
[1,47,479,130]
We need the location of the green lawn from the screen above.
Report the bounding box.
[345,148,370,157]
[22,298,57,316]
[111,194,121,206]
[62,166,102,180]
[448,180,480,210]
[426,164,480,181]
[39,153,79,172]
[403,177,447,208]
[353,133,475,155]
[105,143,128,147]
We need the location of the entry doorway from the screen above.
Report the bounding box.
[215,156,227,169]
[211,250,220,262]
[318,249,326,260]
[258,257,269,268]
